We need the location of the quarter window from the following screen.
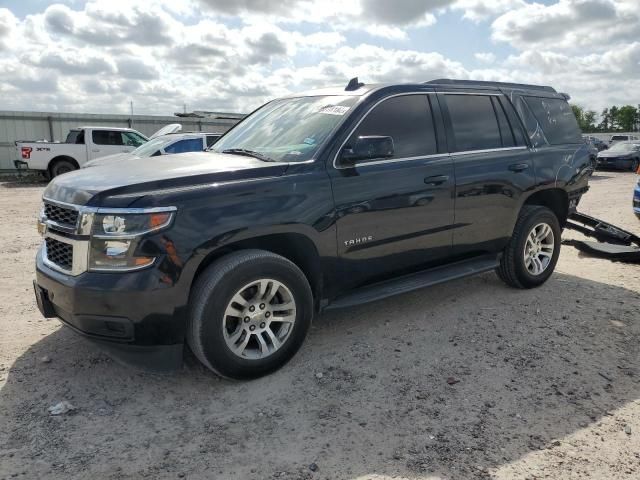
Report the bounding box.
[524,97,582,145]
[446,94,502,152]
[347,94,438,160]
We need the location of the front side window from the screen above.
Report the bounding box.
[446,94,502,152]
[346,94,438,160]
[92,130,123,146]
[164,138,204,154]
[212,95,359,163]
[121,131,147,147]
[524,96,582,145]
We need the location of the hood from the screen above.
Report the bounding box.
[83,152,137,168]
[44,151,289,206]
[598,150,633,158]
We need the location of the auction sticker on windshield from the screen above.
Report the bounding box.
[317,105,350,115]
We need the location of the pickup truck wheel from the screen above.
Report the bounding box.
[187,250,313,379]
[496,206,561,289]
[50,160,77,177]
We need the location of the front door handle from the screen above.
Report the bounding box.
[91,149,100,153]
[509,163,530,172]
[424,175,449,186]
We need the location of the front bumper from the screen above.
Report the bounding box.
[34,249,187,370]
[596,156,633,170]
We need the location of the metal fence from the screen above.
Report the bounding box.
[0,110,244,171]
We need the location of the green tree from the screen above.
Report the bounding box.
[570,104,597,132]
[617,105,638,132]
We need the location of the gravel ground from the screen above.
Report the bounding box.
[0,171,639,480]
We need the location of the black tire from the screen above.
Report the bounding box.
[496,206,561,289]
[631,158,639,173]
[187,250,313,379]
[50,159,77,177]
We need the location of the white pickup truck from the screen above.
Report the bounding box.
[15,125,179,177]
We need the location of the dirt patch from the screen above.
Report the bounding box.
[1,171,639,479]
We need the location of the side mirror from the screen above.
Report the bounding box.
[341,136,394,163]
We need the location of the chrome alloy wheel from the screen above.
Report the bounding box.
[524,222,555,276]
[222,279,297,360]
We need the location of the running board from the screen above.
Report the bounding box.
[325,254,500,310]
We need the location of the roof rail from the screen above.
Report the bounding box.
[425,79,557,94]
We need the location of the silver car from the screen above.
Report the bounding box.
[83,132,222,168]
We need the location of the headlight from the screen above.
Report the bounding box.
[88,208,175,271]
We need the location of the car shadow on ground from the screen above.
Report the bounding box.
[0,178,48,188]
[1,271,639,479]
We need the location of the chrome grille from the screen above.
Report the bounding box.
[44,202,79,229]
[45,237,73,271]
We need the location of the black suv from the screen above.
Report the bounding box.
[34,79,591,379]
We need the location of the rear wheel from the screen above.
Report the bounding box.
[496,206,561,289]
[187,250,313,379]
[50,159,77,178]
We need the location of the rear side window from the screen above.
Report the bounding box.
[348,94,438,160]
[65,130,84,144]
[445,94,502,151]
[524,97,582,145]
[92,130,123,146]
[164,138,204,154]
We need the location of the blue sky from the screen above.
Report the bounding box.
[0,0,638,115]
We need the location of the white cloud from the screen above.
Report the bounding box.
[474,52,496,64]
[453,0,525,22]
[491,0,640,50]
[0,0,638,117]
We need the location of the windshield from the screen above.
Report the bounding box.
[131,136,174,157]
[608,142,639,153]
[610,135,627,141]
[211,95,359,162]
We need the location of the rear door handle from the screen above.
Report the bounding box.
[424,175,449,186]
[509,163,530,172]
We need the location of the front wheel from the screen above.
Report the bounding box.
[496,206,561,289]
[187,250,313,379]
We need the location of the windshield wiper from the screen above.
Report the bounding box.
[221,148,276,162]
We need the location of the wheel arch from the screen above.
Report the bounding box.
[190,232,324,309]
[521,188,569,227]
[48,155,80,175]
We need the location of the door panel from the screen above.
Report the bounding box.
[328,93,455,290]
[331,157,455,289]
[438,91,536,255]
[451,148,534,253]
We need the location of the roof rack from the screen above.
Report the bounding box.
[425,79,557,94]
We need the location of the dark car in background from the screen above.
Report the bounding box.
[596,141,640,171]
[583,135,607,151]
